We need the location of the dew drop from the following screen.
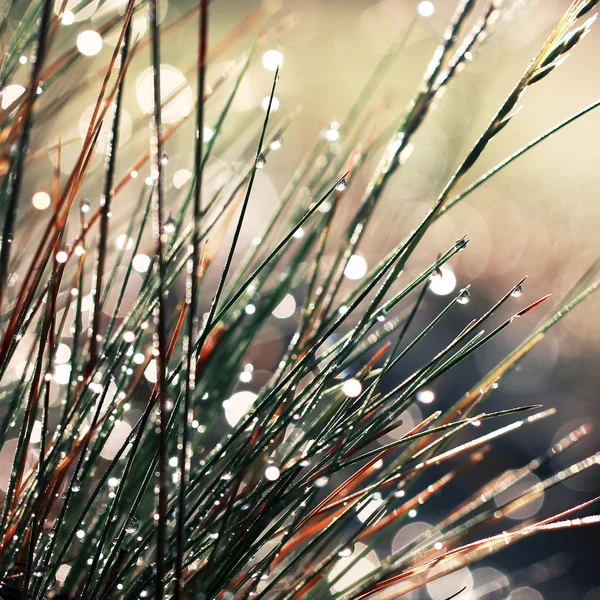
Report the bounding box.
[457,289,471,305]
[163,216,177,234]
[335,176,347,192]
[80,198,90,213]
[255,154,267,169]
[337,544,354,557]
[429,267,442,282]
[454,238,468,252]
[269,135,282,151]
[315,476,329,488]
[71,478,82,493]
[511,284,523,298]
[125,516,139,534]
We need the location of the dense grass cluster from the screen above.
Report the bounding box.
[0,0,599,599]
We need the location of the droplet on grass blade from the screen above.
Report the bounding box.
[335,176,347,191]
[125,517,139,534]
[454,237,468,252]
[430,267,442,282]
[457,288,471,304]
[337,545,355,557]
[163,216,177,234]
[269,135,283,150]
[512,284,523,298]
[255,154,267,169]
[203,125,215,141]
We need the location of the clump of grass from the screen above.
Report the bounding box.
[0,1,599,599]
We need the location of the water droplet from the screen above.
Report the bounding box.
[337,545,354,557]
[208,532,219,540]
[315,476,329,488]
[221,472,232,481]
[511,284,523,298]
[454,238,468,252]
[164,216,177,234]
[125,516,139,534]
[160,153,169,165]
[269,135,282,151]
[457,289,470,305]
[376,309,387,322]
[255,154,267,169]
[335,176,347,192]
[429,267,442,282]
[71,478,82,493]
[80,198,90,213]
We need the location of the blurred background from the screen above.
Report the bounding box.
[3,0,600,597]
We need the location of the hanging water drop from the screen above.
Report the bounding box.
[337,544,355,558]
[125,516,139,534]
[457,288,471,305]
[376,309,387,323]
[80,198,90,213]
[164,216,177,234]
[335,176,347,192]
[255,154,267,169]
[430,267,442,282]
[454,238,468,252]
[511,284,523,298]
[71,478,82,493]
[269,135,282,151]
[160,153,169,165]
